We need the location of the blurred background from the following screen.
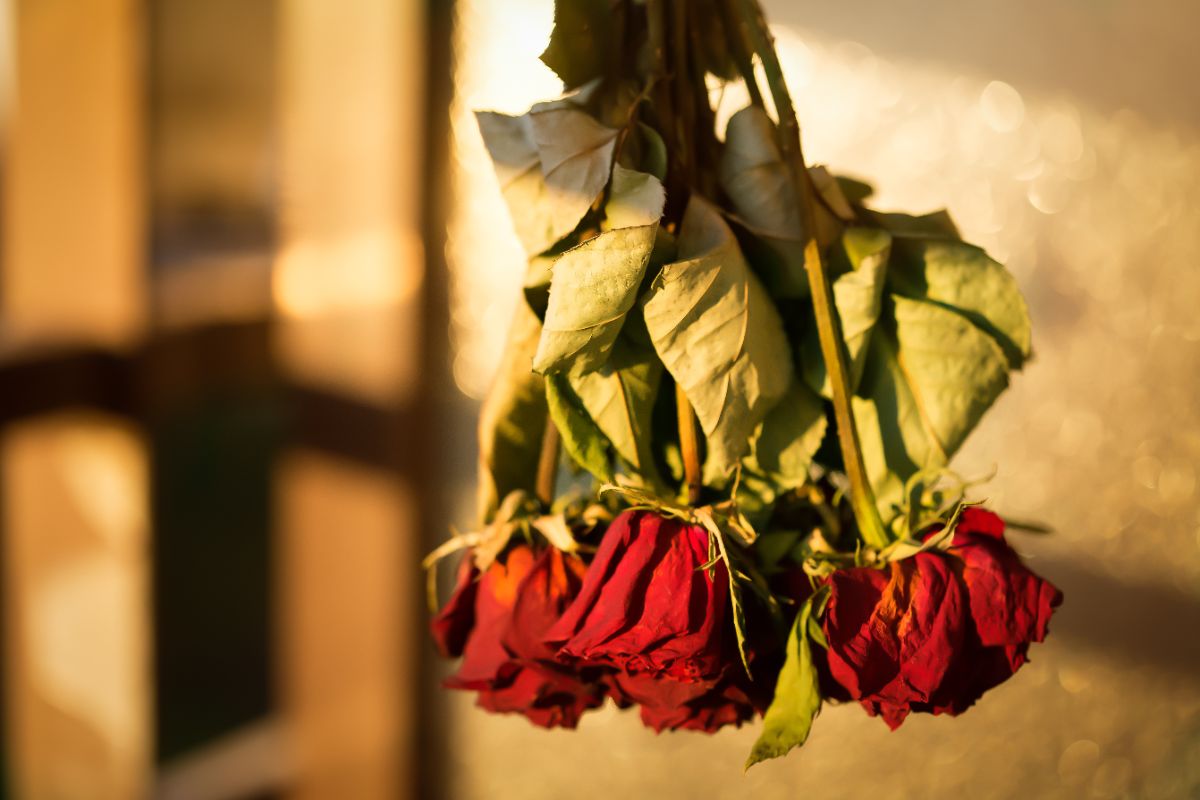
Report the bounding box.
[0,0,1198,798]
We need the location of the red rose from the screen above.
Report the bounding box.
[821,508,1062,729]
[545,509,731,683]
[435,545,605,728]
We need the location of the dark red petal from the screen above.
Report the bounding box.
[430,554,479,658]
[547,511,729,681]
[476,665,603,729]
[823,566,893,700]
[446,546,536,689]
[955,533,1063,661]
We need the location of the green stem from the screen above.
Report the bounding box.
[676,383,703,506]
[736,0,889,549]
[536,419,561,507]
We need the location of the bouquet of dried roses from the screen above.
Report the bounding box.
[427,0,1062,768]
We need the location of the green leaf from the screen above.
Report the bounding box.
[749,379,828,489]
[869,208,960,240]
[533,166,664,374]
[746,591,824,769]
[642,198,794,484]
[565,329,663,485]
[719,106,847,297]
[855,296,1012,513]
[539,0,614,90]
[477,301,549,519]
[618,122,668,181]
[637,122,668,181]
[476,106,617,257]
[546,372,613,482]
[836,175,875,205]
[801,227,891,397]
[888,239,1032,368]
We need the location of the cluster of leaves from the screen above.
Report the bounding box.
[468,0,1031,768]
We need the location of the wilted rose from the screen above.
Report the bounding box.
[434,544,605,728]
[545,509,731,683]
[821,508,1062,729]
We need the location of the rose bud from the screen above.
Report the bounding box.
[821,508,1062,729]
[544,509,732,683]
[437,545,605,728]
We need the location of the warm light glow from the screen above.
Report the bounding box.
[273,228,424,317]
[273,0,425,405]
[3,414,150,800]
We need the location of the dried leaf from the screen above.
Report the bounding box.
[476,106,617,257]
[643,197,794,484]
[534,166,664,374]
[719,106,848,297]
[477,301,548,519]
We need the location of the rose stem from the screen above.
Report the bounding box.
[676,383,704,506]
[734,0,890,549]
[535,419,560,507]
[650,0,705,506]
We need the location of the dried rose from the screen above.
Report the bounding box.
[544,509,732,683]
[821,508,1062,729]
[436,545,604,728]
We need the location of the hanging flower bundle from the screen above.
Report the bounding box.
[428,0,1062,768]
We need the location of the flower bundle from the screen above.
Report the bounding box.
[428,0,1062,768]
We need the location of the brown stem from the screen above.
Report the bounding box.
[535,419,560,507]
[717,0,764,108]
[676,382,703,506]
[736,0,889,549]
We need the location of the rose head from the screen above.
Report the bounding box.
[435,544,605,728]
[821,508,1062,729]
[544,509,731,683]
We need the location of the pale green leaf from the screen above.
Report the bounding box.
[546,372,612,482]
[565,330,663,485]
[855,296,1012,514]
[642,197,794,484]
[870,208,960,240]
[603,165,665,230]
[476,106,617,257]
[889,238,1032,368]
[533,166,663,374]
[749,379,828,489]
[746,592,823,769]
[477,301,549,520]
[891,295,1011,457]
[719,106,847,297]
[637,122,668,181]
[802,227,891,397]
